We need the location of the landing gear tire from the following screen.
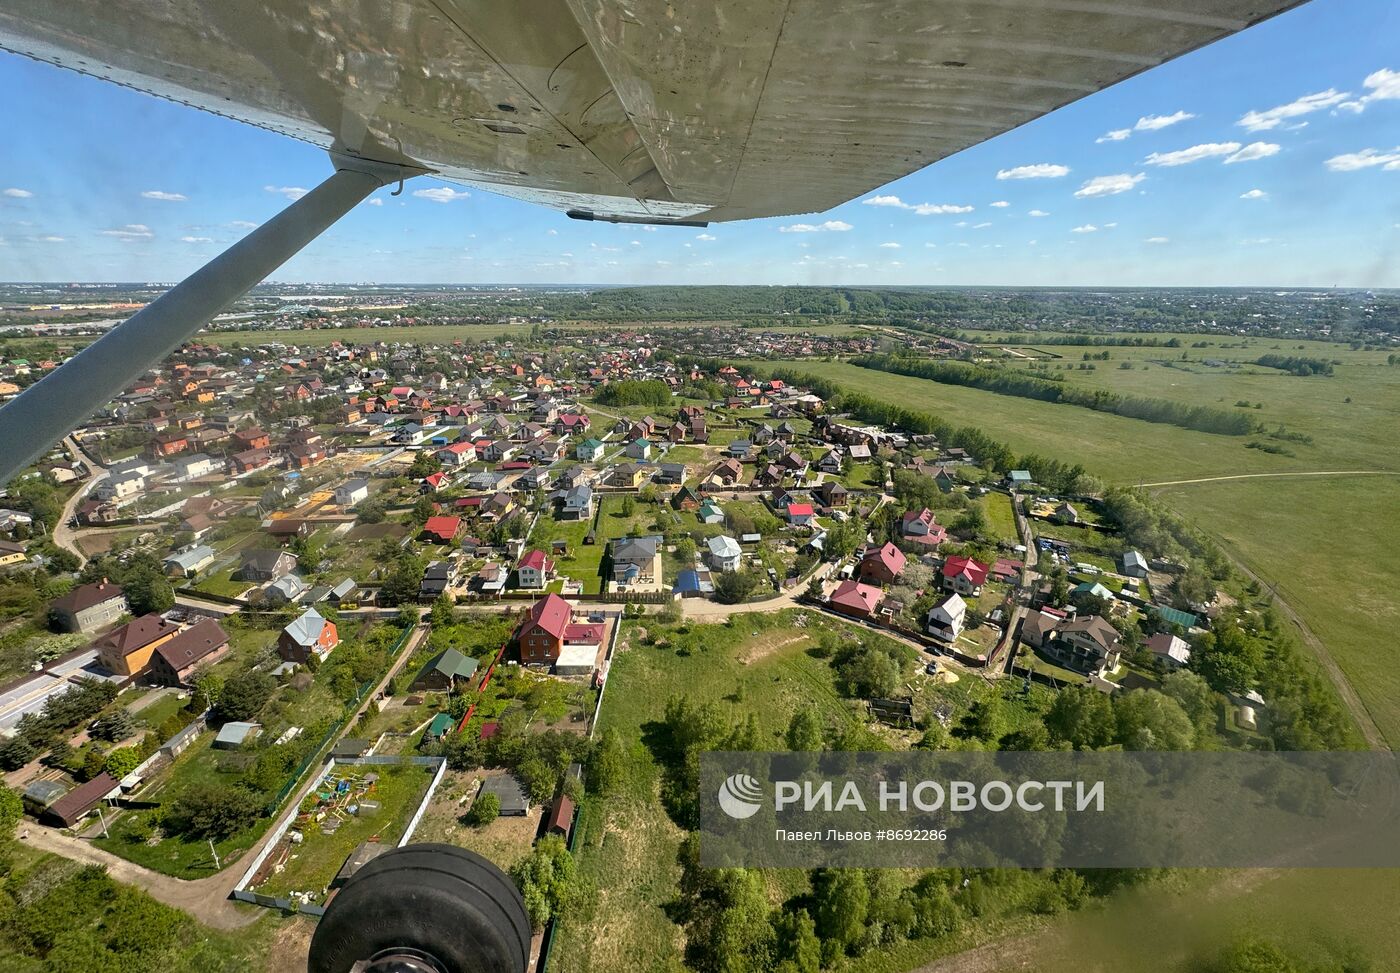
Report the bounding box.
[308,843,531,973]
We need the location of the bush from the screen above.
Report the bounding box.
[466,791,500,826]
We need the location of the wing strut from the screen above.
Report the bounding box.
[0,153,422,486]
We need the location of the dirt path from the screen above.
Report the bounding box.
[51,434,106,566]
[18,826,260,929]
[1140,469,1400,488]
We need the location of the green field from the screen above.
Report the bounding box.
[767,354,1400,748]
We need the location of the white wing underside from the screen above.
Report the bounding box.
[0,0,1302,224]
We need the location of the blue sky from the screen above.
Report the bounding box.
[1,0,1398,287]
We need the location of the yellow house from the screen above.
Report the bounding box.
[93,614,180,678]
[0,541,26,566]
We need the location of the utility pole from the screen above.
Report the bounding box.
[209,838,222,870]
[96,803,110,839]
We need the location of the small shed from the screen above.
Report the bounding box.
[547,794,575,838]
[213,721,262,749]
[332,738,371,759]
[22,779,68,817]
[423,712,455,744]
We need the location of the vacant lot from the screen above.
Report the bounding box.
[552,612,863,972]
[411,768,542,872]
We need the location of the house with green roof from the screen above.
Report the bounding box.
[409,648,480,693]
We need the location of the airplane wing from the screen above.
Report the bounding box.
[0,0,1304,224]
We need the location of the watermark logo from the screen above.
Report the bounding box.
[717,772,764,819]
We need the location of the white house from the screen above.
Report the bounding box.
[926,593,967,642]
[707,535,742,573]
[170,453,217,482]
[335,478,370,506]
[576,438,605,462]
[516,549,554,589]
[625,437,652,461]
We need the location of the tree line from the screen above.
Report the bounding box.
[850,353,1258,436]
[594,378,672,407]
[1254,354,1335,376]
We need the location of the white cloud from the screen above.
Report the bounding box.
[1135,110,1195,131]
[954,221,968,228]
[1238,89,1350,131]
[1240,188,1269,200]
[641,225,658,232]
[779,220,853,232]
[101,223,154,239]
[2,188,33,198]
[180,235,213,243]
[1145,236,1170,244]
[141,190,186,201]
[989,200,1010,208]
[696,233,716,241]
[997,163,1070,180]
[924,242,937,248]
[1071,224,1099,233]
[228,220,259,230]
[264,185,308,201]
[1323,147,1400,172]
[1097,129,1132,143]
[412,186,471,203]
[36,235,64,242]
[972,222,992,229]
[1337,68,1400,114]
[879,242,902,249]
[862,195,972,214]
[1225,142,1281,164]
[1144,142,1241,166]
[546,228,558,235]
[366,198,383,207]
[1028,209,1049,217]
[1074,173,1145,197]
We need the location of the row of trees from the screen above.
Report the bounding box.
[1255,354,1335,376]
[851,352,1258,436]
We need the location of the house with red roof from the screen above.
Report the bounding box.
[421,471,448,492]
[516,549,555,590]
[420,515,463,544]
[941,556,990,596]
[784,502,815,527]
[901,508,948,548]
[858,542,907,585]
[518,592,571,664]
[827,579,883,621]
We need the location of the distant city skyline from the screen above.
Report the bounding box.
[1,0,1398,287]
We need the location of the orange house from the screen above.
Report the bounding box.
[94,614,180,678]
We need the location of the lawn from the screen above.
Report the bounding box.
[255,762,437,901]
[976,491,1019,545]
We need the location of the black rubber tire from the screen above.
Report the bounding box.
[308,843,531,973]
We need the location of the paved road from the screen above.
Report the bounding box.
[1140,469,1400,488]
[51,434,107,566]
